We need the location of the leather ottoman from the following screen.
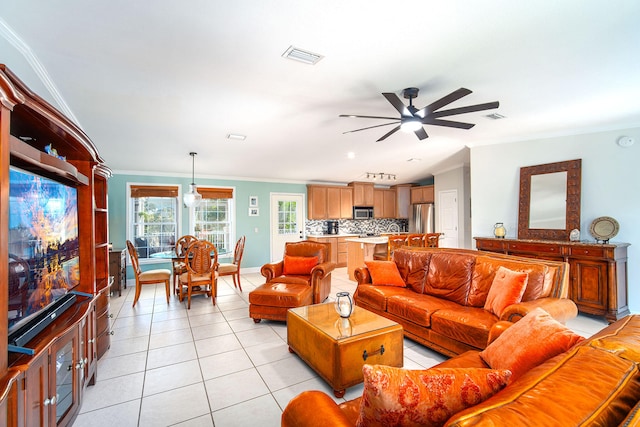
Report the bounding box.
[249,282,313,322]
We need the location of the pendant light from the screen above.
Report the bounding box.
[183,152,202,207]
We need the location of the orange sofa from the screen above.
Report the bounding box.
[353,247,577,356]
[282,314,640,427]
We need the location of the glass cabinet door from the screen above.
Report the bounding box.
[55,338,74,423]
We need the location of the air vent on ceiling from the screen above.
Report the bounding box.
[485,113,505,120]
[282,46,323,65]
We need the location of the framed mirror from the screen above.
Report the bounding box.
[518,159,581,240]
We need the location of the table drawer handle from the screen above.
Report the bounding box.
[363,345,385,361]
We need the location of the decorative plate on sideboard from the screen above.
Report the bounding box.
[589,216,619,243]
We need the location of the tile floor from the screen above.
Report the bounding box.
[73,267,608,427]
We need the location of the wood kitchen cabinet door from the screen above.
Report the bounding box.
[350,182,374,206]
[307,186,328,219]
[410,186,434,204]
[327,187,353,219]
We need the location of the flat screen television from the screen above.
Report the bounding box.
[8,166,80,346]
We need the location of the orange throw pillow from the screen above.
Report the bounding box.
[356,364,511,427]
[483,266,528,317]
[365,260,406,287]
[479,307,585,380]
[283,255,318,275]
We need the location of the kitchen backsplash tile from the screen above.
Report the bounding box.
[306,219,408,235]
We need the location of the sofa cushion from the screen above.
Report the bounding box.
[447,345,640,427]
[430,307,498,350]
[386,293,461,328]
[283,255,318,275]
[356,364,511,427]
[356,285,410,312]
[479,307,584,380]
[392,249,432,293]
[483,266,528,317]
[468,256,548,307]
[365,260,405,287]
[423,252,475,305]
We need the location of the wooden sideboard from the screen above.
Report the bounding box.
[474,237,630,323]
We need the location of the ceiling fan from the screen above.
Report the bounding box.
[340,87,499,141]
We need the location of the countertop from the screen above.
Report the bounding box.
[344,236,388,244]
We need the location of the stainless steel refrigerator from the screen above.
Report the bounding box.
[409,203,435,233]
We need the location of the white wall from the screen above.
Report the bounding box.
[470,127,640,313]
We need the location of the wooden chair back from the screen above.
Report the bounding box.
[185,240,218,275]
[407,234,425,247]
[425,233,442,248]
[175,235,198,258]
[126,240,142,275]
[232,236,246,266]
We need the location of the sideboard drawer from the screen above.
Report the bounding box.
[508,242,560,254]
[476,239,505,251]
[569,246,605,258]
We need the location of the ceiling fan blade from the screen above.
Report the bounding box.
[376,125,401,141]
[422,118,475,129]
[430,101,500,118]
[339,114,401,120]
[382,93,410,116]
[417,88,472,117]
[342,122,399,134]
[414,127,428,140]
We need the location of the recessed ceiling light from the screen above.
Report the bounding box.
[347,151,355,159]
[282,46,323,65]
[227,134,246,141]
[407,158,422,162]
[485,113,505,120]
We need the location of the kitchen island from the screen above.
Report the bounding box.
[345,236,388,281]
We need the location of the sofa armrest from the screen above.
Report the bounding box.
[500,298,578,324]
[311,261,336,279]
[260,261,283,282]
[282,391,353,427]
[354,267,371,284]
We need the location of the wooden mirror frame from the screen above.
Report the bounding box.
[518,159,581,241]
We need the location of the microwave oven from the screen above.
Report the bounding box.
[353,206,374,220]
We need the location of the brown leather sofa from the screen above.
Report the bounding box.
[250,240,335,322]
[354,247,577,356]
[282,315,640,427]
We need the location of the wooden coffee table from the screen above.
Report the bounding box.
[287,303,403,397]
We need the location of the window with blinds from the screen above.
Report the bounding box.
[191,187,234,255]
[129,184,179,259]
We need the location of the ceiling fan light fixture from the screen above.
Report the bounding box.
[400,117,422,132]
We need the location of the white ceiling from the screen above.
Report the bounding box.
[2,1,639,185]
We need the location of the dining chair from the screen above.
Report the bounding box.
[425,233,442,247]
[407,233,426,247]
[218,235,246,291]
[377,234,408,261]
[172,235,198,295]
[178,240,218,309]
[126,240,171,307]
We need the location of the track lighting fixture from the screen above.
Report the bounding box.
[365,172,396,181]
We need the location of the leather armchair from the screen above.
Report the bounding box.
[260,240,335,304]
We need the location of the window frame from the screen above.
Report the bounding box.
[126,182,182,265]
[187,185,236,257]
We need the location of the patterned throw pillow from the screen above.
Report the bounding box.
[356,364,512,427]
[283,255,318,275]
[484,266,529,317]
[479,307,585,380]
[365,260,406,287]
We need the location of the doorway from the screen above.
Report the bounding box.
[270,193,305,262]
[438,189,459,248]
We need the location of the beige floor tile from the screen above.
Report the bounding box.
[204,368,270,411]
[139,382,210,426]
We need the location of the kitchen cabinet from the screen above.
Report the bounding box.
[410,185,434,204]
[474,237,630,323]
[349,182,374,206]
[393,184,411,218]
[307,185,353,219]
[373,188,396,218]
[307,236,348,267]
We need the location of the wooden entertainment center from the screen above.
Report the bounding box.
[1,65,112,426]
